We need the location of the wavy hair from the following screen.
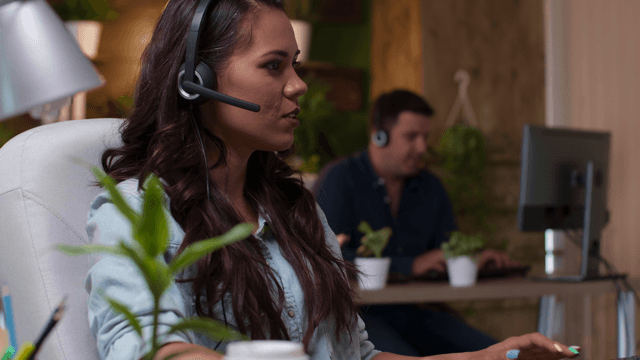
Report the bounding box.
[100,0,359,350]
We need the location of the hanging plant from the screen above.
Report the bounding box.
[430,124,493,235]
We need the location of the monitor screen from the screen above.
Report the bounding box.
[518,124,610,232]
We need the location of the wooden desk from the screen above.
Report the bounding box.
[356,278,640,304]
[355,278,640,359]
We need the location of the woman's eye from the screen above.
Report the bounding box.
[267,61,282,70]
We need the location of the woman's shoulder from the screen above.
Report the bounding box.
[89,176,172,213]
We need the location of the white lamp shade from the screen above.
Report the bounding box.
[0,0,103,120]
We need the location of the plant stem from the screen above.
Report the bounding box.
[150,294,161,360]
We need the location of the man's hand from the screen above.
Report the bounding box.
[478,332,581,360]
[411,249,447,276]
[336,233,351,247]
[477,249,522,270]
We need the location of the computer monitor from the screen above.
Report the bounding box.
[518,124,618,280]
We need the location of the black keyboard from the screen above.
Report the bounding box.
[387,265,532,284]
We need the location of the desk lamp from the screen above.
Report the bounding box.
[0,0,102,121]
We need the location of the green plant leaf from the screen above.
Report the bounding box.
[441,231,486,259]
[356,221,392,258]
[136,174,169,258]
[57,244,126,257]
[169,223,253,275]
[167,317,248,343]
[117,242,172,299]
[96,288,143,338]
[91,166,140,226]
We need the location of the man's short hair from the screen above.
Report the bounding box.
[370,90,434,133]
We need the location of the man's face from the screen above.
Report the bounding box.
[378,111,430,178]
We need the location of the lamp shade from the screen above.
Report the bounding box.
[0,0,103,120]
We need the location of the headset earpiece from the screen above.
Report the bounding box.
[176,0,259,112]
[372,105,389,147]
[178,62,216,105]
[372,129,389,147]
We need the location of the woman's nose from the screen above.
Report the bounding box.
[284,71,308,100]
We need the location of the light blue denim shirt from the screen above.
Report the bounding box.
[85,178,381,360]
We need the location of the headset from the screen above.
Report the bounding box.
[176,0,253,350]
[371,104,389,147]
[177,0,261,112]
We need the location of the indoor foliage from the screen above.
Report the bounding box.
[355,221,392,258]
[57,165,251,360]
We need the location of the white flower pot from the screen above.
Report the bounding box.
[446,255,479,287]
[355,257,391,290]
[290,20,312,63]
[65,20,103,60]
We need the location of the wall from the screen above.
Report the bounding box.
[370,0,424,100]
[420,0,546,342]
[548,0,640,358]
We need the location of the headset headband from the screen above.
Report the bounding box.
[184,0,215,84]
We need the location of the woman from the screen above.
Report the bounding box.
[85,0,581,359]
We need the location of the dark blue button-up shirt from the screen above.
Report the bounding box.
[314,150,458,276]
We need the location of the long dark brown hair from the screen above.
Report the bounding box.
[99,0,359,351]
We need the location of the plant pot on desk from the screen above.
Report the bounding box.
[446,255,479,287]
[354,257,391,290]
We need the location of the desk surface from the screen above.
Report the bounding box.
[355,278,640,305]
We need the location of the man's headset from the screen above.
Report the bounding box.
[177,0,260,112]
[371,105,389,147]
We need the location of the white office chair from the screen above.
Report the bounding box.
[0,118,124,360]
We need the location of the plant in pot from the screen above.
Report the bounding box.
[57,163,251,360]
[441,231,486,287]
[47,0,119,59]
[283,0,318,63]
[353,221,392,290]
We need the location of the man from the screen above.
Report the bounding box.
[314,89,522,356]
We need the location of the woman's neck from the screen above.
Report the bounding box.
[206,143,259,229]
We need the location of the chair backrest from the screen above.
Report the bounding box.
[0,118,124,359]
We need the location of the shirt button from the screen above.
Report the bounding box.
[397,247,403,254]
[383,196,390,204]
[288,310,295,318]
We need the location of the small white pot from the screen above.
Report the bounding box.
[290,20,312,63]
[355,257,391,290]
[65,20,103,60]
[446,255,479,287]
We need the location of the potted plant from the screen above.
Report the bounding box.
[441,231,486,287]
[283,0,318,63]
[57,163,252,360]
[353,221,392,290]
[47,0,119,59]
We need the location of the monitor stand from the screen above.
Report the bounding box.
[532,162,624,284]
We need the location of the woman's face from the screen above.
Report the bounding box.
[202,7,308,155]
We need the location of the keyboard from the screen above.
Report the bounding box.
[387,265,532,284]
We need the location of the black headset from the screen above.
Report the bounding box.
[177,0,261,112]
[371,104,389,147]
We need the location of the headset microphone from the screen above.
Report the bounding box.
[178,0,260,112]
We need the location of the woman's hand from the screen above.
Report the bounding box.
[477,332,581,360]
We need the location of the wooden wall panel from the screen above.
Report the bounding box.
[419,0,546,343]
[370,0,424,101]
[421,0,545,154]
